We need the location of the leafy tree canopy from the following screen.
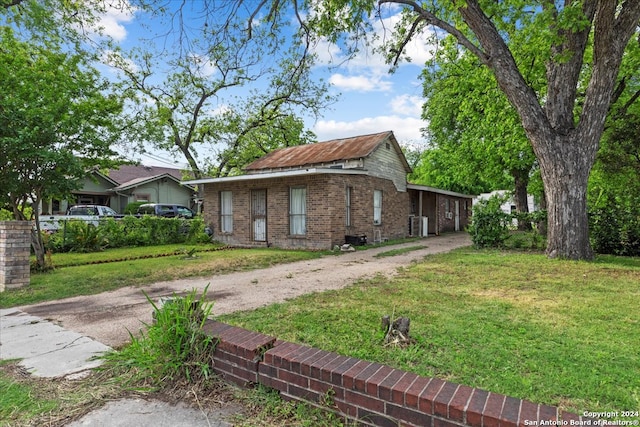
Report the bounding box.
[0,26,124,268]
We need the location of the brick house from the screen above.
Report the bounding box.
[184,131,473,249]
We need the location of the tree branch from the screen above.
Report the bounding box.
[380,0,489,64]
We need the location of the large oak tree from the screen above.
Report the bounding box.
[296,0,640,260]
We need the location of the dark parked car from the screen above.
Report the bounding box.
[136,203,195,219]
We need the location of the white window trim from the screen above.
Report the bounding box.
[373,190,382,225]
[220,191,233,233]
[289,187,307,235]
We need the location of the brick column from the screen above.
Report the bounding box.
[0,221,31,292]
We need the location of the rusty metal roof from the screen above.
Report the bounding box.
[245,131,402,171]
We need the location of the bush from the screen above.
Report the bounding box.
[468,195,511,248]
[123,201,147,215]
[44,220,108,253]
[43,215,212,253]
[590,198,640,256]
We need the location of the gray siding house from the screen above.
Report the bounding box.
[41,165,197,214]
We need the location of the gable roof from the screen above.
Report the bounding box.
[107,164,187,184]
[112,173,194,191]
[245,131,410,172]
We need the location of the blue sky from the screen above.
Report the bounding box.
[90,2,435,168]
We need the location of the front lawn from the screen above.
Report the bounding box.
[0,245,323,308]
[219,249,640,418]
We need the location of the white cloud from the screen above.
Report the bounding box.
[372,10,437,66]
[311,6,436,72]
[329,73,393,92]
[82,1,136,42]
[390,94,423,116]
[187,53,218,78]
[98,7,135,41]
[314,115,426,144]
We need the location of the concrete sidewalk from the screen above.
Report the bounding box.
[0,307,110,378]
[0,307,237,426]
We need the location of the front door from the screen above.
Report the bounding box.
[454,200,460,232]
[251,189,267,242]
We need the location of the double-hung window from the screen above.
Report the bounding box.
[373,190,382,224]
[290,187,307,235]
[220,191,233,233]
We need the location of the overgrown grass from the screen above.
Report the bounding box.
[100,287,215,391]
[97,289,347,427]
[231,384,347,427]
[0,362,58,423]
[0,360,130,427]
[219,249,640,418]
[0,246,322,308]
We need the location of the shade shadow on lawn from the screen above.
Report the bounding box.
[219,250,640,417]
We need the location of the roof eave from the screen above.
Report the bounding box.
[406,184,475,199]
[182,168,369,185]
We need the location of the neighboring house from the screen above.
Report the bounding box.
[183,131,473,250]
[475,190,538,215]
[41,165,197,214]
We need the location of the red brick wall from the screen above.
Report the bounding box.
[437,195,472,234]
[203,320,587,427]
[202,174,411,249]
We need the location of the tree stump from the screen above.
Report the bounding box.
[381,315,413,347]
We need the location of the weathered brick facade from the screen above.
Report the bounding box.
[203,173,411,250]
[190,132,474,250]
[0,221,31,292]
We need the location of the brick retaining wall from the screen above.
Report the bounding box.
[0,221,31,292]
[203,320,589,427]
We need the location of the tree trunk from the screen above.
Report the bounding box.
[536,135,595,260]
[537,189,547,237]
[512,169,531,231]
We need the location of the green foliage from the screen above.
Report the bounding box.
[101,287,216,389]
[0,208,13,220]
[44,216,211,253]
[123,201,147,215]
[237,385,345,427]
[589,197,640,257]
[467,195,511,248]
[0,364,58,423]
[109,2,332,179]
[504,230,546,251]
[0,26,124,268]
[415,43,535,196]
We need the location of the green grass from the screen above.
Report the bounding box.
[0,362,58,424]
[0,246,322,308]
[219,249,640,418]
[38,243,226,267]
[374,245,426,258]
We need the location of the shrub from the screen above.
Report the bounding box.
[468,194,511,248]
[44,220,108,253]
[44,215,212,253]
[123,201,147,215]
[590,197,640,256]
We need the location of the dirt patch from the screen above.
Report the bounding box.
[19,234,472,347]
